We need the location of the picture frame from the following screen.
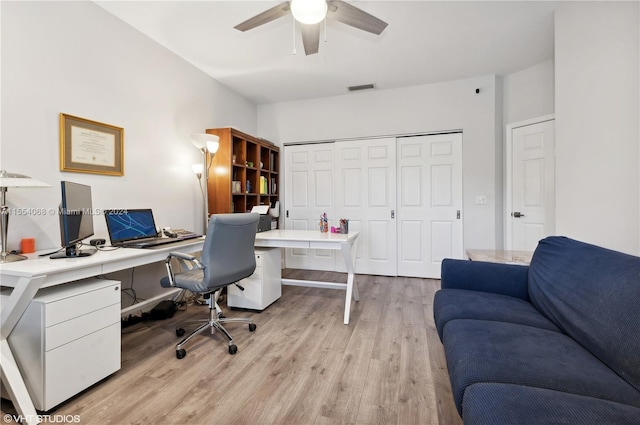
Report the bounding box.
[60,113,124,176]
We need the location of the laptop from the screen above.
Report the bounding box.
[104,209,200,248]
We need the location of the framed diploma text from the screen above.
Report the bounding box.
[60,113,124,176]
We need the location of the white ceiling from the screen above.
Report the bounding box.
[95,1,558,105]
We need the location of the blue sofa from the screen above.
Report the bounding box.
[434,236,640,424]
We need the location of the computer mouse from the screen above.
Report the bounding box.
[163,229,178,238]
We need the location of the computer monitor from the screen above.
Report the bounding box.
[50,181,96,259]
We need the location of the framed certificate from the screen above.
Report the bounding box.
[60,113,124,176]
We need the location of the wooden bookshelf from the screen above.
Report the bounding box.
[205,127,279,214]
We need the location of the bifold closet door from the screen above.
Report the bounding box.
[284,133,463,278]
[397,133,463,278]
[284,143,336,271]
[334,138,397,276]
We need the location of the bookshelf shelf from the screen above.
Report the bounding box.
[205,127,279,215]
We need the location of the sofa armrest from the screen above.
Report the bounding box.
[441,258,530,301]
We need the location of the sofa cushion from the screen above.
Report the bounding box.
[528,236,640,392]
[463,383,640,425]
[433,288,560,341]
[442,319,640,415]
[441,258,530,300]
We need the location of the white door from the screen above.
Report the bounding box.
[396,133,464,278]
[507,118,555,252]
[284,143,335,270]
[334,138,396,276]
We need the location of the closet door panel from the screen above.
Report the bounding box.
[397,133,463,278]
[334,138,397,276]
[284,144,336,270]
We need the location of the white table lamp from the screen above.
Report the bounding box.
[0,170,50,263]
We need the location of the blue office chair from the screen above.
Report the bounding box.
[161,213,260,358]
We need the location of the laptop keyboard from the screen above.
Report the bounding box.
[121,233,200,248]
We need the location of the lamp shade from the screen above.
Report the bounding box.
[191,133,220,153]
[0,170,50,188]
[0,170,50,263]
[291,0,327,24]
[206,140,220,154]
[192,164,204,175]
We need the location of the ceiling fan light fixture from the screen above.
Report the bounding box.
[291,0,328,25]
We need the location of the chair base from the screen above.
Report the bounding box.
[174,302,256,358]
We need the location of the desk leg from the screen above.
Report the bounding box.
[341,237,359,325]
[2,341,40,424]
[1,275,44,425]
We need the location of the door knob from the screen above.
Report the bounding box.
[511,211,525,218]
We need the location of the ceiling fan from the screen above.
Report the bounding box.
[234,0,388,56]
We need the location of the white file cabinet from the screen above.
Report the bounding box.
[3,278,121,411]
[227,248,281,310]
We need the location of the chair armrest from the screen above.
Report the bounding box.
[440,258,530,301]
[166,252,198,262]
[164,252,204,287]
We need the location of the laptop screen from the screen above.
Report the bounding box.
[104,209,158,244]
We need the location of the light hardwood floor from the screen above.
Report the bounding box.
[1,270,461,425]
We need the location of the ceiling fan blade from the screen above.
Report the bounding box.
[234,2,291,32]
[300,23,320,55]
[328,0,388,35]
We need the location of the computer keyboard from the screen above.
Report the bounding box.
[125,234,201,248]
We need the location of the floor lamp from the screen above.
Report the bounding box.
[0,170,50,263]
[191,134,220,233]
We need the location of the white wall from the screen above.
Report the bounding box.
[501,61,555,250]
[1,1,257,309]
[10,1,627,273]
[494,76,505,246]
[503,60,555,126]
[555,2,639,255]
[258,75,504,250]
[1,1,256,251]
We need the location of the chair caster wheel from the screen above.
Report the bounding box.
[176,328,185,337]
[176,349,186,359]
[249,323,257,332]
[229,345,238,355]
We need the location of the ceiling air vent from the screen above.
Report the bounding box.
[348,83,375,92]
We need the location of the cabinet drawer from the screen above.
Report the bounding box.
[45,303,121,351]
[249,264,261,277]
[227,248,281,311]
[43,323,120,411]
[247,257,261,279]
[233,276,261,292]
[45,282,120,326]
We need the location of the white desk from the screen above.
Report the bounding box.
[0,238,204,424]
[255,230,360,325]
